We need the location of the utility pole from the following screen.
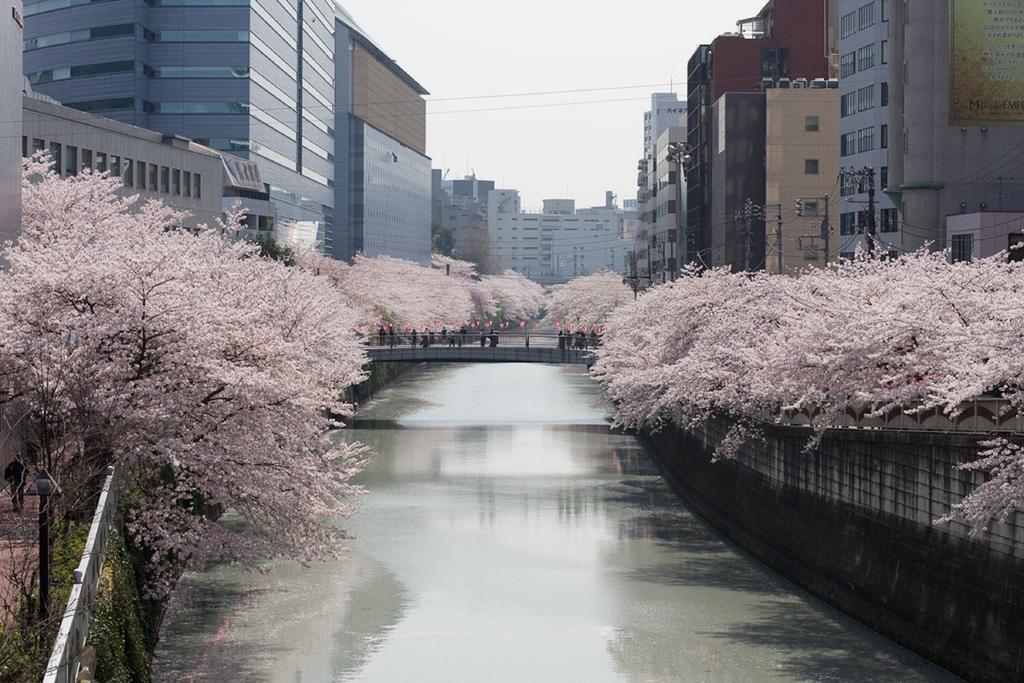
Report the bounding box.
[865,167,877,254]
[775,204,784,274]
[744,198,753,273]
[821,194,831,267]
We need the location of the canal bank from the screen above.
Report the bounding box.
[640,418,1024,683]
[152,363,957,681]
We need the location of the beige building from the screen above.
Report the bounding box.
[765,88,840,274]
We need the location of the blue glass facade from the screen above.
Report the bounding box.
[332,14,432,265]
[22,0,336,249]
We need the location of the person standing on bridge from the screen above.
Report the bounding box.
[411,330,418,348]
[558,331,565,350]
[388,329,397,348]
[448,332,457,348]
[428,329,435,346]
[378,326,386,347]
[459,325,467,347]
[490,331,498,348]
[479,330,487,348]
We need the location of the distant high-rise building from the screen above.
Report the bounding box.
[1,0,22,244]
[487,190,634,284]
[643,93,686,153]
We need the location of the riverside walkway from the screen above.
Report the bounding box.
[364,332,598,365]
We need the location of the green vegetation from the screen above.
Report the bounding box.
[251,234,297,266]
[431,221,455,256]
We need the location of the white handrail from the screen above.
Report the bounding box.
[43,464,120,683]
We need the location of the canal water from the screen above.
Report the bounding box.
[152,363,958,682]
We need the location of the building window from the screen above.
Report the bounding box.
[1008,233,1024,262]
[857,44,875,71]
[81,149,92,169]
[951,234,974,263]
[840,52,856,78]
[881,124,888,149]
[24,23,134,50]
[183,171,191,196]
[880,82,889,107]
[48,142,62,175]
[880,166,889,189]
[857,85,874,111]
[65,145,77,176]
[882,0,889,21]
[148,164,158,191]
[172,169,180,195]
[95,152,107,173]
[858,127,875,152]
[858,1,875,30]
[840,212,857,235]
[841,92,856,117]
[110,155,120,177]
[805,159,820,175]
[880,208,898,232]
[31,138,45,154]
[840,11,857,38]
[123,157,133,185]
[194,174,201,198]
[881,40,888,64]
[136,161,146,189]
[841,132,857,157]
[801,200,820,218]
[805,116,820,132]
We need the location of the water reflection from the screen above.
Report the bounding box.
[153,364,958,682]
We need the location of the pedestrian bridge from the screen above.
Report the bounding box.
[364,332,598,366]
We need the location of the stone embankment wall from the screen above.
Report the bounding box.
[642,419,1024,683]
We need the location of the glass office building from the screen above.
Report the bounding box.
[23,0,337,249]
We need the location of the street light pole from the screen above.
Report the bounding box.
[35,470,56,620]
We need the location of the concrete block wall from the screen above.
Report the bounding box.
[645,418,1024,682]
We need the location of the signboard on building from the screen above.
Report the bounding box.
[950,0,1024,125]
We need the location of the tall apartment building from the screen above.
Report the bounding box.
[1,0,23,243]
[642,92,686,154]
[487,191,633,285]
[888,1,1024,260]
[836,0,898,259]
[434,174,495,254]
[687,0,835,267]
[633,93,686,283]
[765,88,840,272]
[333,8,431,264]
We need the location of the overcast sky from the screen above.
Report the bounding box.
[340,0,755,209]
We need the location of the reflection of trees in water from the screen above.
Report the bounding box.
[329,558,411,679]
[602,479,956,683]
[702,599,959,682]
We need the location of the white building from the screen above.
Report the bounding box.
[1,0,23,244]
[487,191,633,285]
[643,93,687,154]
[837,0,899,259]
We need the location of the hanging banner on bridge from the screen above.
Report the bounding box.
[950,0,1024,125]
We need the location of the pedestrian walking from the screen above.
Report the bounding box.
[4,456,25,512]
[479,331,487,348]
[377,326,386,346]
[489,331,498,348]
[459,325,467,347]
[558,330,565,350]
[388,329,397,348]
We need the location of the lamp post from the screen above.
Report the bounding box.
[35,470,56,620]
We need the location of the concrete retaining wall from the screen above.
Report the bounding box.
[642,418,1024,682]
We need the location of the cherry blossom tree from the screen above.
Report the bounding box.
[2,157,370,595]
[545,270,633,329]
[477,270,547,322]
[593,251,1024,534]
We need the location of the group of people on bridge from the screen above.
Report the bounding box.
[373,326,601,351]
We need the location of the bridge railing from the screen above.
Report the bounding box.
[363,332,601,351]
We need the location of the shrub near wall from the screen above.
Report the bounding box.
[88,529,150,681]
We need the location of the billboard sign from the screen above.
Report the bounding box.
[950,0,1024,125]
